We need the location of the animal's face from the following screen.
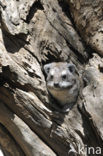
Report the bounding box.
[44,62,76,90]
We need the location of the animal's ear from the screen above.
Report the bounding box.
[44,63,51,75]
[67,64,76,73]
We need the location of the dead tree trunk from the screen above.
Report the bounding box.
[0,0,103,155]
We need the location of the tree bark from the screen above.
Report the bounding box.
[0,0,103,156]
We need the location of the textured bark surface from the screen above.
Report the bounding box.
[67,0,103,56]
[0,0,103,156]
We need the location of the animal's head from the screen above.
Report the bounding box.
[44,62,76,90]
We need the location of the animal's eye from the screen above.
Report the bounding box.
[50,75,53,80]
[62,74,67,80]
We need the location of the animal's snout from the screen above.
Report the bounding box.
[54,82,59,88]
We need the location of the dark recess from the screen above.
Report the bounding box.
[26,0,44,23]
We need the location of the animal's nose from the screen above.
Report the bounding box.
[54,82,59,87]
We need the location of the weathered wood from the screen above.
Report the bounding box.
[0,0,103,156]
[67,0,103,56]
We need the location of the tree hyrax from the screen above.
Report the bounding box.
[44,62,80,112]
